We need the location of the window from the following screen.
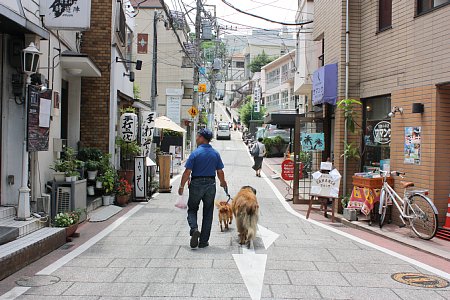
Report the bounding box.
[417,0,450,14]
[362,95,391,172]
[379,0,392,31]
[235,61,244,68]
[116,1,126,44]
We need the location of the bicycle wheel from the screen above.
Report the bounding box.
[406,193,438,240]
[379,190,388,228]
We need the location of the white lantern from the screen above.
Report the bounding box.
[22,43,41,82]
[120,113,138,142]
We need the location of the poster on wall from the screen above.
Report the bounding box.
[404,127,421,165]
[301,133,325,151]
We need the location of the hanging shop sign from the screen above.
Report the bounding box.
[310,169,341,198]
[27,86,52,152]
[141,111,156,158]
[166,96,181,125]
[120,112,138,142]
[40,0,91,30]
[312,63,338,106]
[373,121,391,144]
[404,126,421,165]
[301,133,325,151]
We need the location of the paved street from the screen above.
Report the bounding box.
[1,130,449,300]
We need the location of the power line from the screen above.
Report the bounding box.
[220,0,313,26]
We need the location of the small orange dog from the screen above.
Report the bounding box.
[215,200,233,232]
[231,186,259,246]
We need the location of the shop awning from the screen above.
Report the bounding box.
[312,63,338,106]
[264,111,298,128]
[155,116,186,132]
[60,51,101,77]
[0,4,49,39]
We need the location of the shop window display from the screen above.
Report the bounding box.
[362,95,391,172]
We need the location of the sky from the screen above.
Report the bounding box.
[167,0,300,34]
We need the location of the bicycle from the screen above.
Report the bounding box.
[378,170,438,240]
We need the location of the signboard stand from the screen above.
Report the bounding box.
[306,168,341,223]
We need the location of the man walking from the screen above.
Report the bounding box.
[178,128,227,249]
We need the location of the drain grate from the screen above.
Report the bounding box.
[16,275,61,287]
[391,272,449,288]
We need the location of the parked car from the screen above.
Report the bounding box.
[216,122,231,140]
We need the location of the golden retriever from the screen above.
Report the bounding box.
[231,186,259,246]
[215,200,233,232]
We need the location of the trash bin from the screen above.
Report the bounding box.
[158,154,172,193]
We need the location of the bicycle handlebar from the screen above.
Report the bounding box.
[379,170,406,177]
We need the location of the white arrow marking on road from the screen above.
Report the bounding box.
[257,225,279,250]
[233,253,267,300]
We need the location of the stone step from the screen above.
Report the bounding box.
[0,206,16,220]
[0,216,46,238]
[0,227,66,281]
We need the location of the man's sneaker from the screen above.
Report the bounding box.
[190,230,201,248]
[198,242,209,248]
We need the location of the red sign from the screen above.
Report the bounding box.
[137,33,148,54]
[281,159,303,181]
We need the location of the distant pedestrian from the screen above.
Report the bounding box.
[251,137,266,177]
[178,128,228,249]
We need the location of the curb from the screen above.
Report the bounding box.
[262,157,449,262]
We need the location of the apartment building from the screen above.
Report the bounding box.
[224,53,245,106]
[311,0,450,224]
[132,0,193,129]
[261,50,298,113]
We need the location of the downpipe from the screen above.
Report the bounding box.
[343,0,350,197]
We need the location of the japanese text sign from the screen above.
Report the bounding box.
[40,0,91,30]
[120,112,138,142]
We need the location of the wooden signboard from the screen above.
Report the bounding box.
[27,86,51,152]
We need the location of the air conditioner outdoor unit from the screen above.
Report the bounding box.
[56,187,71,214]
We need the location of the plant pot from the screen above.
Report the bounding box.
[65,223,78,239]
[87,170,98,180]
[53,172,65,182]
[96,180,103,189]
[87,186,95,196]
[116,195,129,206]
[110,194,115,205]
[71,176,78,182]
[65,176,72,182]
[102,195,111,206]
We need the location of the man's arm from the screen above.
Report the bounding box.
[178,169,192,195]
[217,169,227,189]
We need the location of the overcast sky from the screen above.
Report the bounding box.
[168,0,299,34]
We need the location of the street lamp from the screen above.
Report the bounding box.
[17,42,41,220]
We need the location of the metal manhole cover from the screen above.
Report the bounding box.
[16,275,61,287]
[391,272,449,288]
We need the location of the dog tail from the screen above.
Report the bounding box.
[243,208,259,242]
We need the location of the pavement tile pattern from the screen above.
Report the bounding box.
[13,131,450,299]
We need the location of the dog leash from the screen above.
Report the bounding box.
[224,187,232,203]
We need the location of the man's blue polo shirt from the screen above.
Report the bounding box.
[185,144,224,177]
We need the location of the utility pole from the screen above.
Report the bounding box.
[150,10,158,111]
[192,0,202,149]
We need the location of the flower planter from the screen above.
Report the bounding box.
[102,195,111,206]
[65,223,78,239]
[87,186,95,196]
[71,176,78,182]
[53,172,65,182]
[118,170,134,186]
[65,176,72,182]
[116,195,129,206]
[96,180,102,189]
[87,170,98,180]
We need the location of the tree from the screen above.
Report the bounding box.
[248,51,276,73]
[239,96,267,128]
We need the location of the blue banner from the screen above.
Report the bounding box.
[312,63,338,106]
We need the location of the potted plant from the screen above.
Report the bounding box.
[85,160,99,180]
[87,185,95,196]
[100,168,115,206]
[115,178,132,206]
[51,160,67,181]
[53,210,81,240]
[116,138,140,184]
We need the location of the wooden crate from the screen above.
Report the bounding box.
[352,176,394,189]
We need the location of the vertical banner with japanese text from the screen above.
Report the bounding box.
[141,111,156,158]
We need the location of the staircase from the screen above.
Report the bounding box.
[435,227,450,241]
[0,206,66,281]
